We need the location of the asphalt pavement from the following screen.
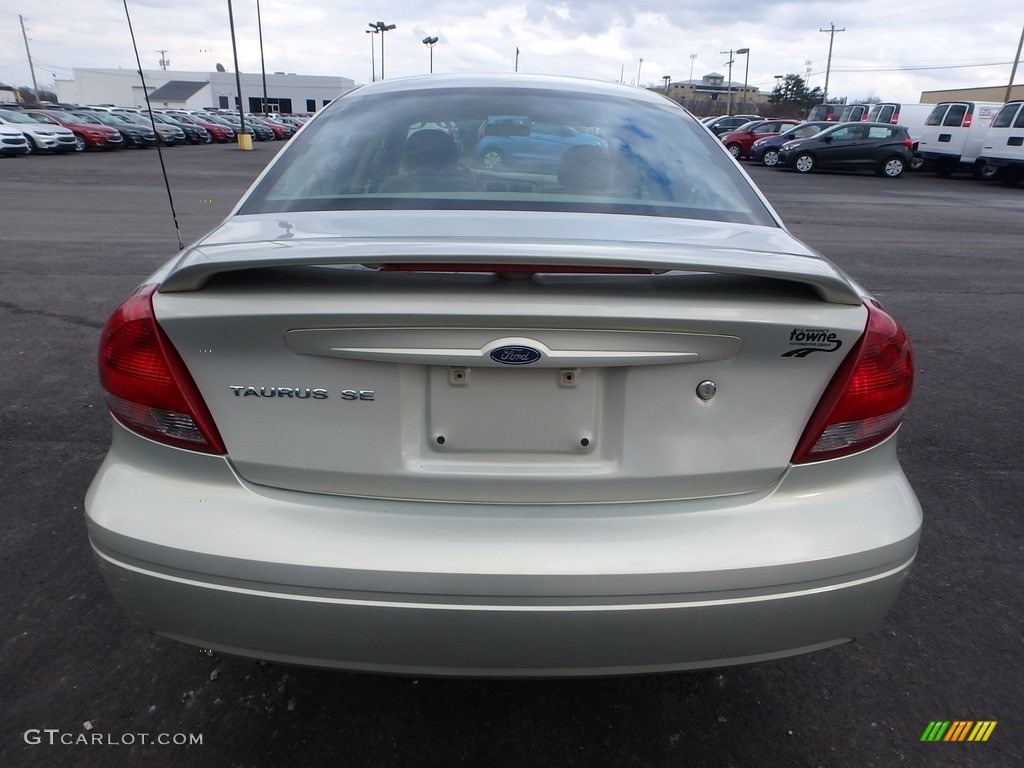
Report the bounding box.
[0,144,1021,768]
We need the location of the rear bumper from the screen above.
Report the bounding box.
[86,424,921,676]
[978,156,1024,169]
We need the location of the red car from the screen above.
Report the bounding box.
[21,109,124,152]
[249,116,294,140]
[720,119,802,160]
[175,114,235,143]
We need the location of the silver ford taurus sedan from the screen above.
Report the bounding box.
[86,74,920,676]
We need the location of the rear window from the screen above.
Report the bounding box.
[942,104,968,127]
[869,105,896,123]
[807,105,837,121]
[239,86,774,226]
[925,105,948,126]
[993,102,1024,129]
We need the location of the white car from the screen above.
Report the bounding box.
[0,124,30,156]
[0,109,78,153]
[87,74,920,677]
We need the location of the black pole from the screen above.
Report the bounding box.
[366,29,376,83]
[257,0,268,113]
[227,0,247,135]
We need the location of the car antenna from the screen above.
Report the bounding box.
[121,0,185,251]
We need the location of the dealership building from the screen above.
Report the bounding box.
[55,68,355,113]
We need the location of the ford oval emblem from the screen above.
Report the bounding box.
[489,345,542,365]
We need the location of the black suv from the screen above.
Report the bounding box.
[702,114,760,136]
[776,122,913,177]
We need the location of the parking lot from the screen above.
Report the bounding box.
[1,144,1021,767]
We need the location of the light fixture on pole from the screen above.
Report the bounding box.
[688,53,697,83]
[368,21,396,80]
[719,49,735,114]
[736,48,750,112]
[422,36,438,73]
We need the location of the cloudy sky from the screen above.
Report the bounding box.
[3,1,1022,104]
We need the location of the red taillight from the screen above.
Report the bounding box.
[98,284,225,453]
[792,301,914,463]
[904,138,913,150]
[962,112,972,128]
[890,109,900,125]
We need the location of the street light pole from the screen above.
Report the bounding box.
[422,36,438,73]
[637,57,643,86]
[256,0,268,113]
[365,28,377,82]
[736,48,750,113]
[688,53,697,83]
[368,21,396,80]
[226,0,248,146]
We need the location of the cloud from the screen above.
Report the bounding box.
[2,0,1020,104]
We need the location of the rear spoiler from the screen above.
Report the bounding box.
[159,238,863,305]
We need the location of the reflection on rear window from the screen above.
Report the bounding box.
[239,86,774,226]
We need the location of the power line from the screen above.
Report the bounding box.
[828,61,1014,73]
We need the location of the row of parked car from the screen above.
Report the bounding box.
[704,100,1024,184]
[0,103,309,157]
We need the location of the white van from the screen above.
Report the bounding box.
[978,100,1024,186]
[917,101,1003,179]
[868,103,934,169]
[807,103,870,122]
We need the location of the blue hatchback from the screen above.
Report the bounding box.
[750,121,834,166]
[474,116,605,172]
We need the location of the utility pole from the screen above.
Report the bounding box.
[819,23,845,104]
[155,49,170,70]
[1006,23,1024,102]
[720,50,735,114]
[19,15,40,100]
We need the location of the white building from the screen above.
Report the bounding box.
[56,68,355,113]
